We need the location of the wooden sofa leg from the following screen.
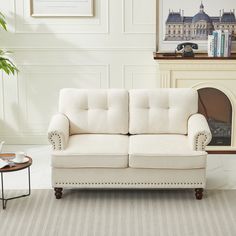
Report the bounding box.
[195,188,203,200]
[54,188,63,199]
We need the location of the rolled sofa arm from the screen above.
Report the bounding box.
[188,114,212,151]
[48,113,69,150]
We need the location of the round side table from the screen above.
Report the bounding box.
[0,153,32,209]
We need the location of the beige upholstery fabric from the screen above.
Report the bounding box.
[59,89,129,135]
[48,113,70,150]
[129,135,207,169]
[129,89,198,134]
[52,168,206,189]
[48,88,211,191]
[188,114,212,151]
[52,134,129,168]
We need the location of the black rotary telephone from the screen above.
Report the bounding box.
[176,42,198,57]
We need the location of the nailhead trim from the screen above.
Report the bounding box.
[55,182,203,186]
[195,132,210,151]
[48,131,63,150]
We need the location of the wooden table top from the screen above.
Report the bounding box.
[0,153,32,172]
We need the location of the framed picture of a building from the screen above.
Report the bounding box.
[156,0,236,52]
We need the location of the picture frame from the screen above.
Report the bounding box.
[156,0,236,52]
[30,0,94,17]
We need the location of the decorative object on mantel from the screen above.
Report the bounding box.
[156,0,236,52]
[30,0,94,17]
[208,30,232,57]
[176,42,198,57]
[0,13,18,77]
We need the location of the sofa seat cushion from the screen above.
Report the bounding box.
[129,135,207,169]
[52,134,129,168]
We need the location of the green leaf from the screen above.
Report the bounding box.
[0,57,19,77]
[0,17,7,31]
[0,61,10,75]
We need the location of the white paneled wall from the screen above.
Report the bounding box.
[0,0,157,144]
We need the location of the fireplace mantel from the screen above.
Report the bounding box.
[153,52,236,60]
[154,55,236,153]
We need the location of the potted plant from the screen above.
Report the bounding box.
[0,12,18,76]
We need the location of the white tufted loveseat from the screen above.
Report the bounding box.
[48,88,212,200]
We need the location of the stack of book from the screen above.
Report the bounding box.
[208,30,232,57]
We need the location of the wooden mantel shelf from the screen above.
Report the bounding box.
[153,52,236,60]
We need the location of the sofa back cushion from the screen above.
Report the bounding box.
[129,89,198,134]
[59,89,129,135]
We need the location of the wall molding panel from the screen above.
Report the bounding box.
[123,65,157,89]
[18,64,109,128]
[123,0,155,33]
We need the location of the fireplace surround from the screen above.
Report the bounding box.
[155,56,236,152]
